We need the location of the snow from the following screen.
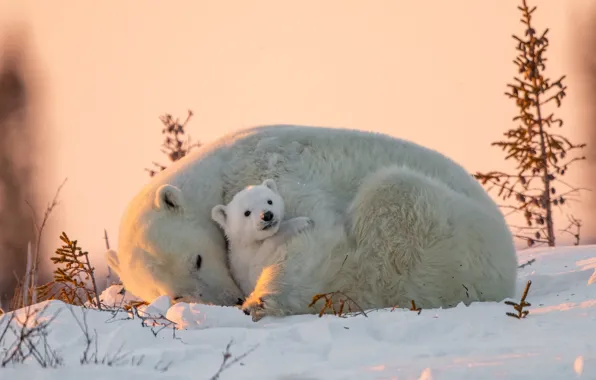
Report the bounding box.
[1,245,595,379]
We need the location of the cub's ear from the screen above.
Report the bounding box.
[211,204,227,229]
[154,184,184,212]
[262,178,278,193]
[105,249,121,277]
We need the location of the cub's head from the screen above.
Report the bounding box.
[107,183,244,306]
[212,179,284,243]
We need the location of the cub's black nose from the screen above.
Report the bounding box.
[235,298,244,306]
[261,210,273,222]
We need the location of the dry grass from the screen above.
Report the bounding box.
[10,179,67,311]
[0,303,63,368]
[309,291,368,318]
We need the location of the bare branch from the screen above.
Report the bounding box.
[209,340,258,380]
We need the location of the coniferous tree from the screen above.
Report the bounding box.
[475,0,587,247]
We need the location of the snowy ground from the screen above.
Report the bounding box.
[1,245,595,380]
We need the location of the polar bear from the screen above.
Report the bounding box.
[211,178,313,298]
[107,125,517,318]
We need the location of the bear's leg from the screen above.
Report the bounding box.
[346,165,517,308]
[241,224,349,320]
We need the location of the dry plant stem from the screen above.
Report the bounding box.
[209,340,258,380]
[0,303,63,367]
[24,177,68,306]
[524,2,555,245]
[67,305,165,369]
[103,229,112,289]
[309,291,368,318]
[409,300,422,315]
[22,241,32,307]
[67,305,103,365]
[0,309,15,346]
[518,258,536,269]
[559,215,582,245]
[128,306,178,339]
[505,280,532,319]
[9,273,24,311]
[123,300,149,311]
[83,248,102,310]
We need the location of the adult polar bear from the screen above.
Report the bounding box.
[107,125,517,317]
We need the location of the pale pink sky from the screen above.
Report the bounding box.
[1,0,595,270]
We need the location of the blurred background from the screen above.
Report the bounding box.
[0,0,595,305]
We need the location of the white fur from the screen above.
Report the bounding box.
[108,125,518,317]
[211,179,313,297]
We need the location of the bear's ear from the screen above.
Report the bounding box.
[211,204,227,229]
[105,249,121,277]
[154,184,184,212]
[262,178,278,193]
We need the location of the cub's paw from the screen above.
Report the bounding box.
[241,265,284,322]
[241,296,267,322]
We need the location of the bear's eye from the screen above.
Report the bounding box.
[195,255,202,270]
[244,210,251,217]
[267,200,273,205]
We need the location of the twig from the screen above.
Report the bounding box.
[103,229,113,289]
[505,280,532,319]
[309,291,368,318]
[518,258,536,269]
[22,241,32,307]
[409,300,422,315]
[559,215,582,246]
[67,305,167,369]
[0,303,63,367]
[209,340,258,380]
[24,177,68,306]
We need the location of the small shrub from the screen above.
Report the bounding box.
[146,110,200,177]
[474,0,587,247]
[36,232,101,310]
[0,303,63,368]
[505,280,532,319]
[309,291,368,318]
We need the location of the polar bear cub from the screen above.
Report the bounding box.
[211,178,313,297]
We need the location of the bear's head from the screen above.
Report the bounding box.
[106,183,245,306]
[211,179,284,244]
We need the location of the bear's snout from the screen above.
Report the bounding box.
[261,210,274,222]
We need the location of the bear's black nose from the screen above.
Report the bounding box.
[261,210,273,221]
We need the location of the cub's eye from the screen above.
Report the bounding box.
[195,255,202,270]
[244,210,251,217]
[267,200,273,205]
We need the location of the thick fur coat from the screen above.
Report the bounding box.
[106,125,518,318]
[211,178,313,300]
